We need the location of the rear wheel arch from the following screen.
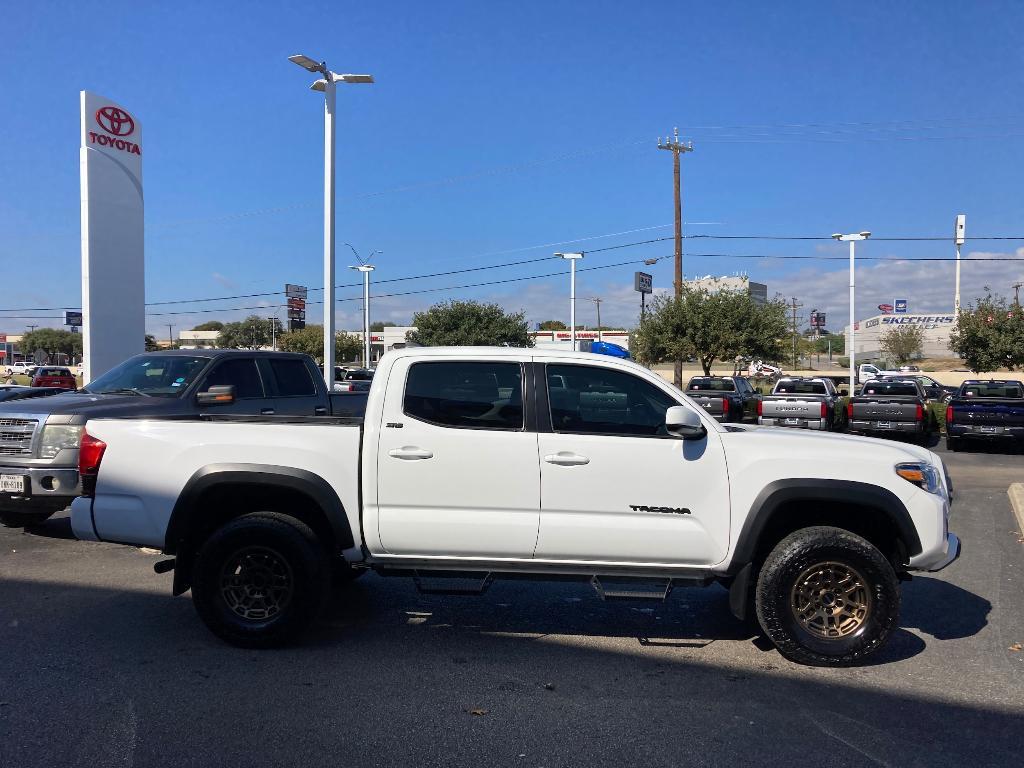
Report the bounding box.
[165,465,354,594]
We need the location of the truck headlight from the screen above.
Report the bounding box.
[895,462,943,496]
[39,425,84,459]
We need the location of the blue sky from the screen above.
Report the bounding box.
[2,1,1024,337]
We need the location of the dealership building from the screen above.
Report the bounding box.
[845,312,957,361]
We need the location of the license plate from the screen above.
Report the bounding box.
[0,475,27,494]
[979,425,1000,434]
[785,418,800,425]
[876,421,892,429]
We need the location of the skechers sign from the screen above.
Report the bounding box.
[87,106,141,155]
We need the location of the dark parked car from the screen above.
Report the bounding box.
[0,349,366,527]
[684,376,759,422]
[30,367,76,390]
[847,378,937,443]
[946,379,1024,451]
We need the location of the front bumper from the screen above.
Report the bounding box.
[919,532,961,572]
[0,464,80,512]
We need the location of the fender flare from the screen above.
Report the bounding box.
[164,463,355,555]
[731,478,922,570]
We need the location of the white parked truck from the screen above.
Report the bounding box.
[71,347,959,666]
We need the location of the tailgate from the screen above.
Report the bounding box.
[953,400,1024,427]
[760,398,822,419]
[851,399,919,423]
[689,395,726,416]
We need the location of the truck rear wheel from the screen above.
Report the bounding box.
[191,512,330,648]
[755,526,899,667]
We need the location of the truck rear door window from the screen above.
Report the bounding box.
[203,359,264,399]
[269,358,316,397]
[546,364,675,437]
[404,361,523,430]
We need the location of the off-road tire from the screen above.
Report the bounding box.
[0,511,54,528]
[755,526,900,667]
[191,512,330,648]
[946,436,961,452]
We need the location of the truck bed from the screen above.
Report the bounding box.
[77,418,363,550]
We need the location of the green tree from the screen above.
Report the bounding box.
[950,293,1024,372]
[407,300,533,348]
[144,334,160,351]
[812,333,844,356]
[278,324,362,364]
[369,321,398,332]
[879,324,924,365]
[538,320,567,331]
[217,315,271,349]
[20,328,83,362]
[632,286,788,375]
[192,321,225,332]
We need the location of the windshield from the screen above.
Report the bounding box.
[687,377,735,392]
[83,355,210,397]
[775,380,827,395]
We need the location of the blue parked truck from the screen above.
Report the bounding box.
[945,379,1024,451]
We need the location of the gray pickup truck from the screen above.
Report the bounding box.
[757,377,843,431]
[847,378,936,443]
[0,349,366,527]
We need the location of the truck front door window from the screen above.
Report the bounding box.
[546,364,673,437]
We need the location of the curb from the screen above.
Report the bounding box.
[1008,483,1024,537]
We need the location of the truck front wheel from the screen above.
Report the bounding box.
[191,512,330,648]
[755,526,899,666]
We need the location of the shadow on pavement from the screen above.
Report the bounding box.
[0,574,1018,768]
[22,515,75,541]
[900,575,992,640]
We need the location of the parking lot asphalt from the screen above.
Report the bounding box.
[1,441,1022,768]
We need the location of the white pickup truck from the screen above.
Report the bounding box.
[71,347,959,666]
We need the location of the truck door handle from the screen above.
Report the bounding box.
[314,406,327,415]
[261,408,275,415]
[544,452,590,466]
[388,446,434,460]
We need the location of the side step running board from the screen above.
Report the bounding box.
[591,576,673,601]
[413,571,494,597]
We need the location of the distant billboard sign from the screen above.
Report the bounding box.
[285,284,307,332]
[634,272,653,294]
[878,304,894,313]
[64,311,83,327]
[894,299,908,314]
[810,311,826,328]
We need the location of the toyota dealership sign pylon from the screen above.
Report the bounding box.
[80,91,144,383]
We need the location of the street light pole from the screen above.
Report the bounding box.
[288,54,373,387]
[556,253,584,349]
[350,264,375,366]
[954,214,966,314]
[832,231,871,393]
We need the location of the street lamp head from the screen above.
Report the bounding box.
[310,79,328,92]
[643,258,659,265]
[335,73,374,84]
[288,54,324,73]
[859,231,872,239]
[555,252,584,260]
[350,264,375,273]
[831,233,843,240]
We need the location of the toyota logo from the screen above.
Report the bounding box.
[95,106,135,137]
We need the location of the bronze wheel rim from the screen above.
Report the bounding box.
[219,546,294,621]
[790,561,872,639]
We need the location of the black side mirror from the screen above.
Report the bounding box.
[197,385,236,406]
[666,406,706,440]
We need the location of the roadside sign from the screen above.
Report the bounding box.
[878,304,893,313]
[894,299,908,314]
[64,311,83,327]
[634,272,653,294]
[285,284,307,332]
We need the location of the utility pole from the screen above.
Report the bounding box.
[167,324,174,349]
[658,127,693,387]
[790,297,804,370]
[1013,282,1022,306]
[27,325,38,333]
[269,317,279,351]
[589,297,603,342]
